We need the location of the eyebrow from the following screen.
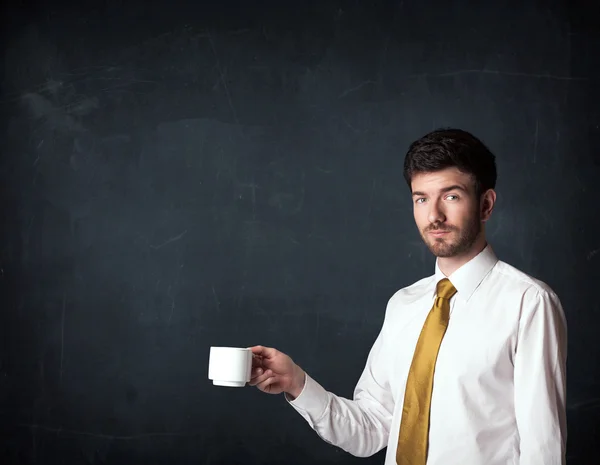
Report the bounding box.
[411,184,468,197]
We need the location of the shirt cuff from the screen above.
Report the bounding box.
[284,373,330,426]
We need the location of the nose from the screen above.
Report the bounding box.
[428,200,446,224]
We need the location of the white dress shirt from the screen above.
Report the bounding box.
[286,244,567,464]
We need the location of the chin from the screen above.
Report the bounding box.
[430,246,459,258]
[432,249,461,258]
[426,238,462,258]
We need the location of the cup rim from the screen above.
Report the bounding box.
[210,346,250,351]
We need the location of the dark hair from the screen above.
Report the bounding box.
[403,128,497,197]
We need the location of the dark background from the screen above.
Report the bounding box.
[1,0,599,464]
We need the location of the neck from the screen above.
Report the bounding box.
[437,235,488,276]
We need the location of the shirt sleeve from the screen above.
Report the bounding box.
[284,320,395,457]
[514,286,568,465]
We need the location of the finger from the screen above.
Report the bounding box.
[251,354,264,368]
[249,369,272,387]
[257,375,277,393]
[250,366,270,380]
[249,345,276,359]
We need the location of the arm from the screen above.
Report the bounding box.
[285,322,395,458]
[514,287,568,465]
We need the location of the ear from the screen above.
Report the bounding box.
[480,189,496,222]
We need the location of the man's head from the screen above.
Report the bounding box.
[403,128,497,259]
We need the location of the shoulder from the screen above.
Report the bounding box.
[490,260,565,332]
[377,274,435,329]
[384,274,435,317]
[491,261,568,354]
[390,274,435,302]
[492,259,561,303]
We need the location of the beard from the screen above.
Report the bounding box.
[421,211,481,258]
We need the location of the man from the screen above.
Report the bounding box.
[249,128,567,465]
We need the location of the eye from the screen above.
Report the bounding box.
[415,198,426,204]
[446,194,459,201]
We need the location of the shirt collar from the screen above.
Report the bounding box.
[433,243,498,302]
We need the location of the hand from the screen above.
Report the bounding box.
[247,345,306,399]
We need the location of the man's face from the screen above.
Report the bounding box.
[411,167,482,258]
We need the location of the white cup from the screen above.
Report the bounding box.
[208,347,252,387]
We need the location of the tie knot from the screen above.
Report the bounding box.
[436,278,457,300]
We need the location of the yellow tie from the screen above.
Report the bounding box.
[396,278,457,465]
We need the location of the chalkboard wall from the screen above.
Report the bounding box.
[1,1,598,464]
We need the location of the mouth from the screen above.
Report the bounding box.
[428,230,451,237]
